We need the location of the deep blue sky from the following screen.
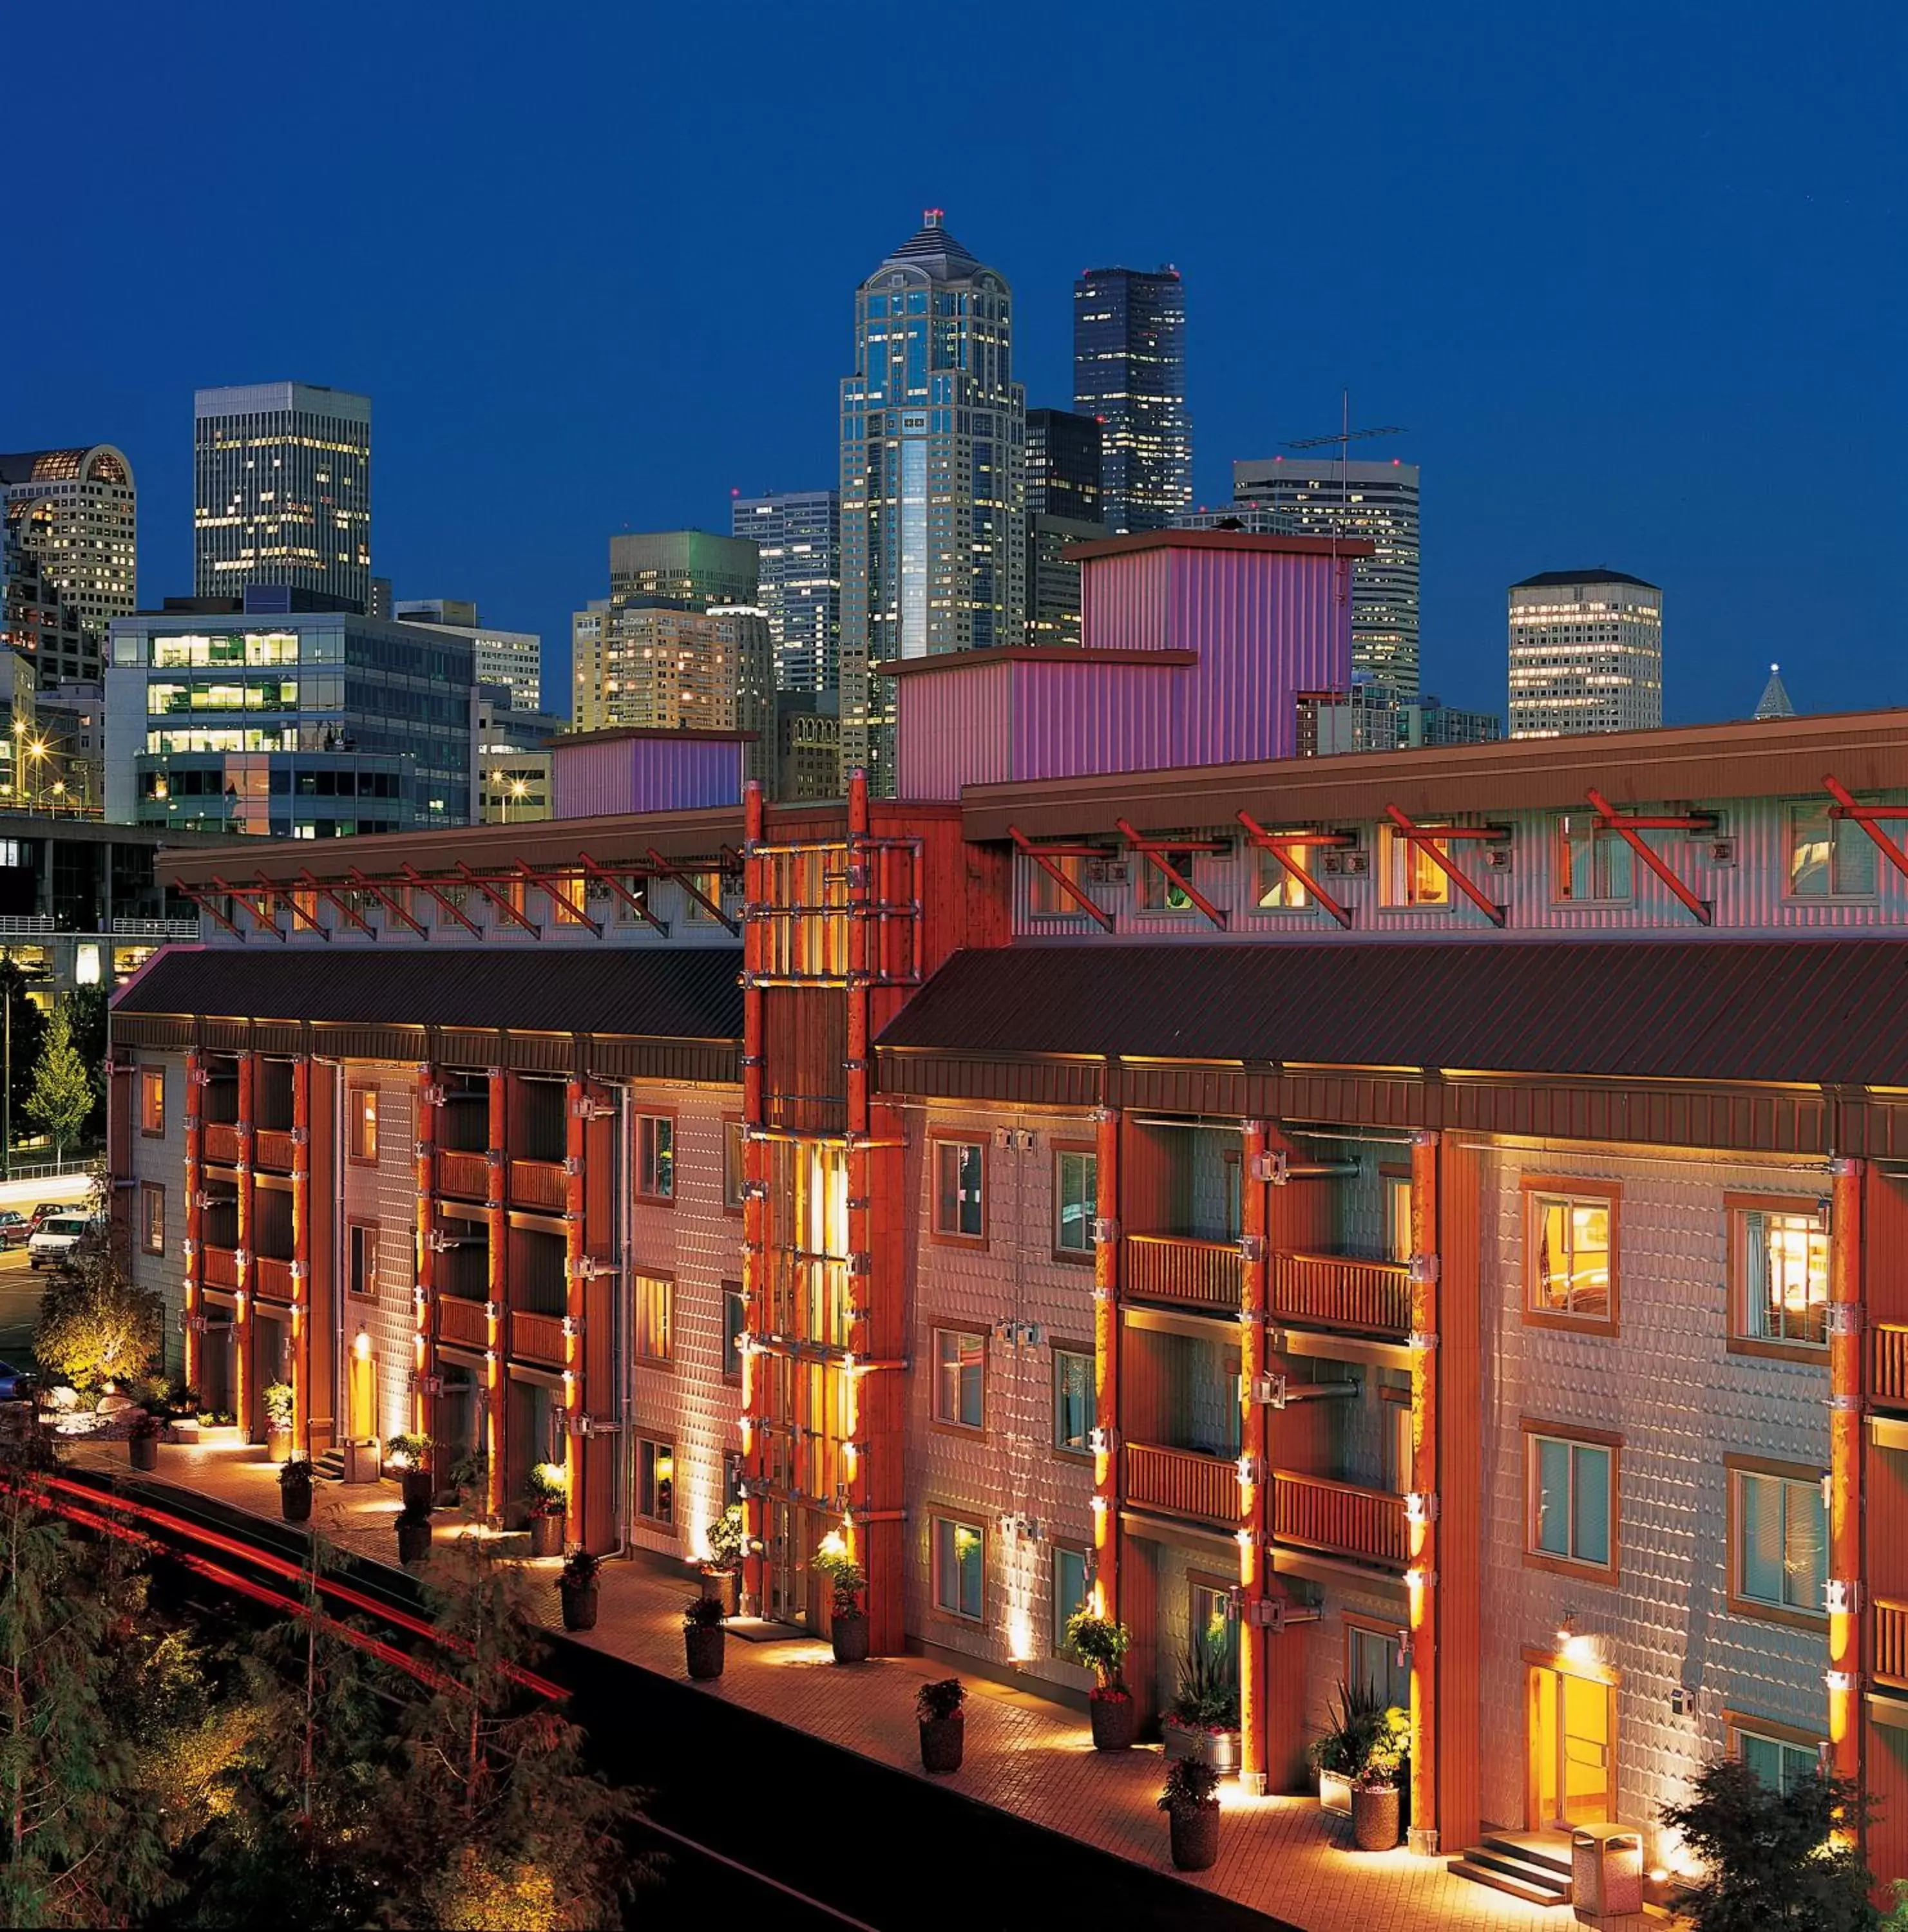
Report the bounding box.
[7,1,1902,721]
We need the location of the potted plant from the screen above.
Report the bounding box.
[560,1548,602,1632]
[683,1593,727,1680]
[280,1457,314,1524]
[1311,1678,1388,1817]
[127,1408,162,1472]
[814,1537,868,1663]
[164,1378,202,1443]
[701,1503,745,1617]
[447,1448,488,1514]
[1066,1609,1136,1751]
[1163,1636,1242,1776]
[386,1432,435,1511]
[1350,1707,1410,1852]
[262,1381,295,1463]
[916,1676,966,1773]
[526,1461,567,1557]
[1159,1757,1221,1872]
[396,1502,433,1567]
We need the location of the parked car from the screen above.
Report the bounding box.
[28,1202,73,1233]
[0,1212,30,1249]
[0,1359,35,1401]
[28,1215,101,1270]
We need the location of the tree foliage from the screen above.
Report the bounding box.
[33,1242,164,1395]
[26,1006,95,1159]
[60,985,109,1143]
[0,960,46,1132]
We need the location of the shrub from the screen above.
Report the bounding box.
[278,1459,314,1489]
[1310,1678,1391,1777]
[682,1595,727,1629]
[1169,1634,1240,1730]
[1159,1757,1221,1814]
[526,1461,566,1511]
[705,1502,746,1571]
[813,1537,866,1618]
[386,1432,434,1468]
[1352,1707,1411,1791]
[917,1678,966,1723]
[33,1250,162,1397]
[561,1549,601,1590]
[1065,1610,1131,1695]
[262,1381,295,1430]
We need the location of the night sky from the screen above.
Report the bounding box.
[8,1,1902,722]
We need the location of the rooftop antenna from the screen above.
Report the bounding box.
[1279,391,1407,606]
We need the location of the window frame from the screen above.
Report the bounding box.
[1786,799,1878,902]
[346,1083,379,1166]
[930,1324,987,1435]
[1051,1342,1094,1459]
[1344,1611,1411,1714]
[1051,1141,1096,1264]
[929,1135,987,1249]
[1135,847,1198,916]
[1552,812,1636,905]
[1254,840,1312,912]
[1726,1454,1827,1629]
[633,1271,674,1367]
[346,1217,378,1298]
[1724,1710,1826,1794]
[1726,1191,1831,1362]
[634,1435,676,1526]
[1380,820,1454,911]
[1052,1543,1092,1662]
[139,1180,165,1256]
[1027,849,1089,920]
[634,1112,676,1204]
[1188,1569,1241,1690]
[1521,1174,1621,1336]
[721,1116,746,1217]
[929,1509,986,1624]
[721,1283,746,1385]
[138,1066,166,1137]
[1522,1417,1621,1582]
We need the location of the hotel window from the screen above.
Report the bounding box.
[1189,1578,1240,1689]
[548,871,587,925]
[1347,1618,1410,1714]
[140,1182,164,1256]
[1053,1546,1091,1659]
[721,1285,746,1383]
[636,1437,674,1524]
[611,878,651,925]
[1788,802,1876,898]
[1054,1147,1096,1258]
[682,869,727,923]
[1730,1718,1824,1795]
[1730,1461,1826,1622]
[1053,1348,1092,1455]
[1525,1182,1617,1329]
[1383,1173,1413,1263]
[933,1328,986,1431]
[1525,1426,1616,1576]
[634,1273,673,1364]
[635,1115,674,1200]
[347,1085,378,1164]
[1136,847,1197,913]
[1380,822,1451,908]
[931,1514,984,1621]
[139,1067,165,1136]
[1729,1196,1829,1354]
[1554,813,1634,903]
[1255,843,1312,910]
[722,1119,747,1212]
[931,1139,986,1243]
[1028,851,1088,917]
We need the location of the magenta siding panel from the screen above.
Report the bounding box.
[897,662,1015,800]
[1080,547,1174,653]
[1007,661,1179,781]
[551,738,745,818]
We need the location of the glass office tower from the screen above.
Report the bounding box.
[1072,268,1190,534]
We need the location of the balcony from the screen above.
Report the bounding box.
[1272,1470,1408,1571]
[252,1255,294,1303]
[437,1295,490,1349]
[203,1245,240,1289]
[1269,1251,1412,1338]
[254,1128,297,1173]
[437,1150,491,1202]
[1121,1235,1241,1311]
[1874,1326,1908,1409]
[509,1158,567,1214]
[1877,1600,1908,1692]
[203,1122,243,1165]
[1123,1441,1241,1525]
[511,1308,567,1365]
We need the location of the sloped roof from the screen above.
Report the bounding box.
[1755,665,1797,721]
[1510,567,1657,591]
[875,213,985,282]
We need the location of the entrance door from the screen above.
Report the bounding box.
[766,1501,801,1624]
[347,1334,376,1444]
[1528,1664,1614,1830]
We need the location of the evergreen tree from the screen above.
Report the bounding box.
[0,960,46,1137]
[26,1005,94,1161]
[62,986,109,1143]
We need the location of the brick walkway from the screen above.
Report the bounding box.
[66,1432,1649,1932]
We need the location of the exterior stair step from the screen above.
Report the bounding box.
[1482,1833,1573,1880]
[1447,1837,1574,1907]
[312,1450,347,1484]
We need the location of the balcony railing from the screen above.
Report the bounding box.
[1272,1470,1408,1570]
[251,1255,293,1302]
[254,1128,296,1173]
[437,1150,491,1202]
[1123,1441,1241,1525]
[1269,1251,1412,1337]
[202,1122,243,1164]
[508,1159,567,1213]
[1121,1234,1241,1311]
[511,1308,567,1365]
[203,1245,240,1289]
[437,1295,490,1349]
[1876,1599,1908,1691]
[1874,1326,1908,1408]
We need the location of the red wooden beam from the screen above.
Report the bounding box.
[177,884,248,942]
[1009,826,1114,931]
[298,868,374,936]
[577,852,667,933]
[1115,817,1228,929]
[207,875,287,941]
[348,867,428,936]
[1584,788,1712,923]
[269,873,330,941]
[515,860,602,937]
[647,848,739,934]
[1380,807,1505,927]
[1235,811,1353,929]
[456,862,540,936]
[399,864,482,935]
[1825,773,1908,881]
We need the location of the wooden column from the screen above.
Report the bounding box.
[1406,1128,1440,1853]
[234,1052,255,1429]
[1238,1119,1271,1795]
[739,781,767,1615]
[563,1075,587,1551]
[414,1064,437,1442]
[289,1056,311,1453]
[183,1048,204,1389]
[1092,1102,1120,1622]
[484,1065,507,1521]
[1829,1155,1864,1781]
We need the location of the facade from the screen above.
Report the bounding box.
[0,445,137,682]
[105,588,478,835]
[1299,681,1502,755]
[396,600,543,713]
[839,211,1026,793]
[607,530,759,616]
[1,519,81,694]
[730,491,841,695]
[475,695,565,824]
[1073,267,1190,534]
[1508,568,1663,737]
[1024,515,1105,648]
[776,691,842,800]
[193,384,372,612]
[1223,459,1423,695]
[571,600,609,732]
[1026,409,1103,524]
[35,681,106,813]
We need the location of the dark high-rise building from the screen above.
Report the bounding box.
[1026,410,1103,524]
[1072,267,1190,533]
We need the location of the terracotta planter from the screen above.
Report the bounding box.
[1169,1803,1219,1872]
[830,1611,869,1663]
[1351,1781,1401,1852]
[401,1469,434,1512]
[685,1624,725,1680]
[280,1481,313,1524]
[560,1582,598,1633]
[1319,1768,1353,1817]
[1164,1719,1241,1777]
[1089,1692,1137,1751]
[700,1567,740,1617]
[529,1511,564,1558]
[128,1434,158,1472]
[919,1713,964,1774]
[266,1426,292,1466]
[397,1515,433,1566]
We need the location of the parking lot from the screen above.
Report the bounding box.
[0,1244,46,1361]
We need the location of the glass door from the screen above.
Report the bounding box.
[1528,1663,1614,1830]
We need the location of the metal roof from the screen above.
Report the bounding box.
[875,938,1908,1087]
[1510,567,1658,591]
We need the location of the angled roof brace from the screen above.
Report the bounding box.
[348,867,428,936]
[272,873,330,940]
[455,862,540,937]
[515,861,602,938]
[298,868,372,936]
[1115,817,1229,929]
[647,848,739,934]
[176,883,249,943]
[207,874,287,941]
[1824,773,1908,884]
[1380,806,1506,927]
[399,864,482,936]
[1235,811,1355,929]
[576,853,668,935]
[1585,787,1715,924]
[1007,826,1115,931]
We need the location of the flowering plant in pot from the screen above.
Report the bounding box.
[262,1381,296,1463]
[526,1461,567,1557]
[396,1502,433,1567]
[279,1457,314,1524]
[386,1431,435,1511]
[701,1503,745,1616]
[1310,1678,1389,1817]
[560,1548,602,1633]
[814,1533,868,1663]
[1159,1756,1221,1872]
[127,1408,162,1471]
[683,1593,727,1680]
[1163,1636,1242,1776]
[916,1676,966,1774]
[1066,1609,1136,1751]
[1349,1707,1410,1852]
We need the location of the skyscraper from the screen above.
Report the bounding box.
[607,529,760,614]
[1026,410,1103,523]
[731,490,841,694]
[571,600,609,732]
[840,210,1026,791]
[1224,458,1423,695]
[193,383,372,610]
[0,444,137,682]
[1507,568,1663,737]
[395,598,543,713]
[1072,267,1189,533]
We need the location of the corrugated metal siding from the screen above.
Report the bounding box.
[551,737,744,819]
[1079,545,1173,653]
[1007,661,1180,782]
[896,662,1014,801]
